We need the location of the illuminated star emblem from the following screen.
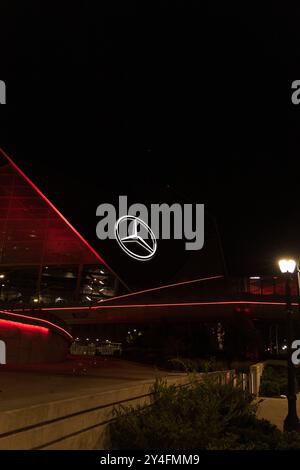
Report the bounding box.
[114,215,157,261]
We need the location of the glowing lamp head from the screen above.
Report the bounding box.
[278,259,297,274]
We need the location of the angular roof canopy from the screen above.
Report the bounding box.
[0,148,114,270]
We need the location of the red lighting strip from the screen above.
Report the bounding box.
[12,299,298,314]
[0,318,49,334]
[0,148,113,273]
[96,275,224,306]
[0,310,73,341]
[13,307,88,313]
[93,300,299,309]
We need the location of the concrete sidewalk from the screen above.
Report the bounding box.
[257,394,300,431]
[0,357,172,412]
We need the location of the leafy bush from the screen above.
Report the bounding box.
[259,379,281,397]
[110,376,300,450]
[164,356,228,373]
[259,366,290,397]
[259,365,300,397]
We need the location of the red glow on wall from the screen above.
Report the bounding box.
[0,310,73,341]
[0,318,49,334]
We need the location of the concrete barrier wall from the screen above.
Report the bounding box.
[0,310,72,364]
[249,362,265,396]
[0,326,69,364]
[0,371,235,450]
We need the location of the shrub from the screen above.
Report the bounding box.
[164,356,228,373]
[259,365,300,397]
[259,366,290,397]
[109,376,300,450]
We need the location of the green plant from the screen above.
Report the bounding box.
[109,376,300,450]
[259,365,290,397]
[164,356,228,373]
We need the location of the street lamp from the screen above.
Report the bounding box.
[278,258,300,432]
[279,259,297,275]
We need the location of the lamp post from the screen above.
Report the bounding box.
[278,259,300,432]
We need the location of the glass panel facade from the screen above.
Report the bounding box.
[0,153,118,308]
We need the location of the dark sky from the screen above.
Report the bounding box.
[1,3,300,288]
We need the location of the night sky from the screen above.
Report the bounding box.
[1,3,300,289]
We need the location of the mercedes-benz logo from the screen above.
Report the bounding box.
[114,215,157,261]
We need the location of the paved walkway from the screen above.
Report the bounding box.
[257,395,300,431]
[0,357,175,412]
